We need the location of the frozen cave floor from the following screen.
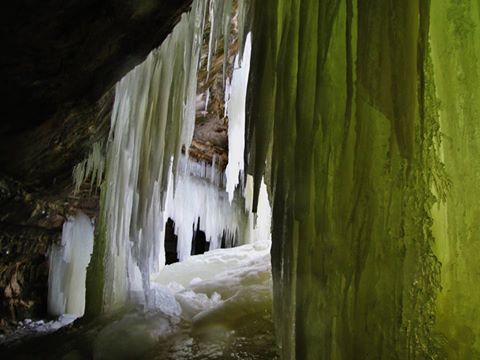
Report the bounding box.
[0,242,279,360]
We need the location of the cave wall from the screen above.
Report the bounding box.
[247,0,479,359]
[0,0,193,137]
[0,176,62,328]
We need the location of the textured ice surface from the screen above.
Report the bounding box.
[225,33,251,202]
[163,156,246,261]
[48,211,94,316]
[153,241,270,288]
[145,286,182,317]
[72,141,105,194]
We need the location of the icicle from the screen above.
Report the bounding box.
[89,0,266,315]
[225,33,252,202]
[206,0,217,81]
[98,0,207,311]
[72,141,105,195]
[163,155,245,262]
[48,212,94,316]
[205,0,235,83]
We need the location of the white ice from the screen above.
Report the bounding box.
[91,242,272,359]
[95,0,269,313]
[225,33,252,202]
[163,155,246,262]
[151,241,272,320]
[48,211,94,316]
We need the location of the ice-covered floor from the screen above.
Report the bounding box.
[0,243,278,359]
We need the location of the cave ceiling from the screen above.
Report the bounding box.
[0,0,192,186]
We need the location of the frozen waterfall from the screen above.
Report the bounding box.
[83,0,268,316]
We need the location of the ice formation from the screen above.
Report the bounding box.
[3,244,274,357]
[244,175,272,244]
[152,241,272,330]
[162,155,246,262]
[95,243,272,359]
[72,141,105,194]
[88,0,209,312]
[85,0,268,316]
[225,33,252,202]
[48,211,94,316]
[245,0,480,358]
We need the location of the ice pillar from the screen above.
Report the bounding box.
[48,212,94,316]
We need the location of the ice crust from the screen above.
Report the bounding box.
[3,241,273,358]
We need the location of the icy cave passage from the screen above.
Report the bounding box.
[2,0,480,359]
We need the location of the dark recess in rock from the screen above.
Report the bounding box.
[191,217,210,256]
[164,218,179,265]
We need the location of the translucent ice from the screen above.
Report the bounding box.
[225,33,252,202]
[48,211,94,316]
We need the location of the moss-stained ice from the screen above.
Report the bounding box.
[245,0,480,359]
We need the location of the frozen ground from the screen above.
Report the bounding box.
[0,243,278,359]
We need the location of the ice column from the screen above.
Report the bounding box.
[225,33,252,202]
[244,175,271,244]
[48,212,94,316]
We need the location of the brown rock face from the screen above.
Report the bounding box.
[0,176,58,329]
[188,4,240,170]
